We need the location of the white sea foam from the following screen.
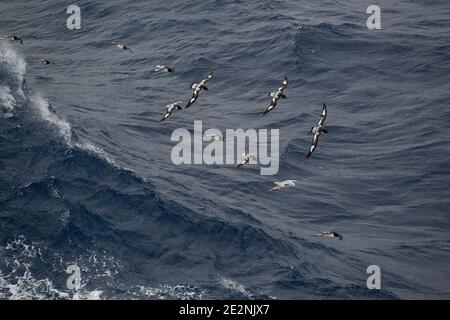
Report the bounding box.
[219,277,254,298]
[30,93,119,168]
[0,85,16,118]
[0,44,121,170]
[0,236,121,300]
[31,93,73,145]
[72,290,103,300]
[0,42,26,95]
[0,236,210,300]
[136,284,205,300]
[76,141,118,168]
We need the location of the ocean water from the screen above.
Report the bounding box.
[1,0,449,299]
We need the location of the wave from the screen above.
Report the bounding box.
[0,85,16,118]
[0,42,26,96]
[2,0,449,299]
[218,278,255,299]
[0,42,120,170]
[0,235,208,300]
[30,92,121,169]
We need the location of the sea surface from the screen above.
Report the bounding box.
[1,0,449,299]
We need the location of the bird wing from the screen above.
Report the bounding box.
[263,103,275,115]
[173,101,183,109]
[277,77,288,93]
[309,133,320,153]
[160,111,171,122]
[318,104,327,126]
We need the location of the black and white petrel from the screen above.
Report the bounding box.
[313,231,343,240]
[237,153,255,168]
[112,42,133,53]
[306,103,328,158]
[263,76,288,115]
[155,65,175,73]
[160,101,183,122]
[1,35,23,44]
[185,72,213,109]
[39,59,52,65]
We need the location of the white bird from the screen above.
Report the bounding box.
[268,180,297,192]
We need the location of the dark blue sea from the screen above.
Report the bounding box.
[1,0,449,299]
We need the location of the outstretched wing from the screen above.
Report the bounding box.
[199,72,213,87]
[185,93,198,108]
[277,76,288,93]
[306,133,320,158]
[318,103,327,126]
[263,99,277,115]
[160,111,171,122]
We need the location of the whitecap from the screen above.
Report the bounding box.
[0,42,26,93]
[218,277,254,299]
[31,93,73,146]
[0,85,16,118]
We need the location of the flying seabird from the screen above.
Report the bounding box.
[39,59,52,65]
[160,101,183,122]
[112,42,133,53]
[268,180,297,192]
[237,153,255,168]
[306,103,328,158]
[1,35,23,44]
[155,65,175,73]
[185,72,213,109]
[263,76,288,115]
[313,231,343,240]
